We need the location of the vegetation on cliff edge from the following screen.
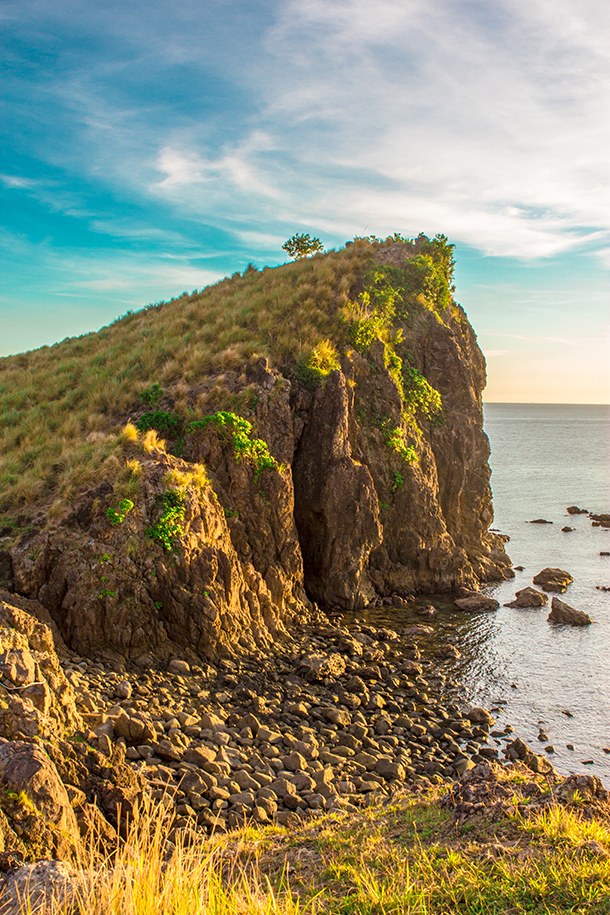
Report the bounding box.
[0,234,455,527]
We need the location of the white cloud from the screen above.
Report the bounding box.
[5,0,610,264]
[0,174,38,189]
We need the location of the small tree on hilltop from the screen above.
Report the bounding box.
[282,233,324,259]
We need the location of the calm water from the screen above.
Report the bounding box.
[355,404,610,784]
[478,403,610,783]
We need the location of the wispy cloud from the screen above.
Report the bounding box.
[2,0,609,401]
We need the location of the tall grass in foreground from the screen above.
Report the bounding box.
[11,783,610,914]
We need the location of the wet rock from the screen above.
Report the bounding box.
[561,527,574,533]
[547,598,592,627]
[454,594,499,612]
[434,644,462,660]
[567,506,588,515]
[529,519,553,524]
[533,568,573,593]
[504,587,548,609]
[589,513,610,528]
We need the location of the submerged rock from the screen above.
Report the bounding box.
[547,597,592,627]
[454,594,499,612]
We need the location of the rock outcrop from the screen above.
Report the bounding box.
[3,242,512,659]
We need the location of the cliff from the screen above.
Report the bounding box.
[0,235,512,660]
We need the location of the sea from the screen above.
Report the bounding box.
[478,402,610,784]
[355,403,610,785]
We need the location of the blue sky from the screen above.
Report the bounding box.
[1,0,609,402]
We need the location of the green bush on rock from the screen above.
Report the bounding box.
[190,412,280,479]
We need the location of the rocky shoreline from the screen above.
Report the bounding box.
[0,589,559,859]
[3,580,610,912]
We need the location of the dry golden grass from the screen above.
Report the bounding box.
[9,776,610,915]
[0,243,373,519]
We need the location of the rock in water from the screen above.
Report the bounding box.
[547,597,592,627]
[566,506,588,515]
[454,594,499,612]
[504,587,548,608]
[532,568,574,592]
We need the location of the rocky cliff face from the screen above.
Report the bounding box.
[1,242,512,660]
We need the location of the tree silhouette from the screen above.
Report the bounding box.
[282,233,324,259]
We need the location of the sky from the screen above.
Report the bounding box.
[1,0,609,403]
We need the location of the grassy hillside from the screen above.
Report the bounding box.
[0,233,455,530]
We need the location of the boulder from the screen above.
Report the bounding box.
[454,594,499,612]
[0,742,78,858]
[504,587,548,609]
[566,506,587,515]
[532,568,573,593]
[375,758,406,781]
[504,737,556,776]
[547,597,592,627]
